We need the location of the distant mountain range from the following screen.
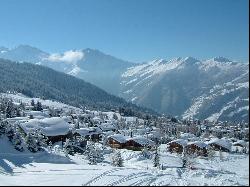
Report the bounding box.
[0,45,248,122]
[0,58,155,118]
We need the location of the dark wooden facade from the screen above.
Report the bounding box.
[208,143,230,152]
[186,144,208,156]
[107,137,126,149]
[168,142,185,153]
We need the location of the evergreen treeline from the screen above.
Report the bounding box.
[0,58,157,118]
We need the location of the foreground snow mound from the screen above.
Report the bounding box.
[0,137,73,174]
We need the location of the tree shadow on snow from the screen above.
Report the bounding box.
[0,151,75,175]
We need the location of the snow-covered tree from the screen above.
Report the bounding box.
[12,128,24,152]
[207,147,215,159]
[141,146,151,159]
[86,140,98,165]
[111,149,123,167]
[26,131,38,153]
[152,148,160,168]
[0,119,8,136]
[219,149,224,161]
[48,141,53,153]
[36,101,43,111]
[95,145,104,163]
[34,129,47,151]
[63,138,73,157]
[5,100,15,118]
[6,123,15,142]
[31,99,35,107]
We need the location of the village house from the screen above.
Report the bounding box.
[107,134,128,149]
[18,117,73,143]
[167,139,187,153]
[125,136,155,151]
[74,127,102,142]
[207,138,232,152]
[186,141,208,156]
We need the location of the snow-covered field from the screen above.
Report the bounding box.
[0,138,248,186]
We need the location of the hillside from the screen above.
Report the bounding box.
[121,57,249,122]
[0,58,155,118]
[1,45,249,122]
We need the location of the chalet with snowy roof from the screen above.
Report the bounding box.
[24,110,50,120]
[125,136,155,151]
[107,134,155,150]
[167,139,187,153]
[233,140,247,148]
[207,138,232,152]
[6,117,29,125]
[107,134,128,149]
[98,123,117,132]
[74,127,102,141]
[18,117,72,143]
[186,141,208,156]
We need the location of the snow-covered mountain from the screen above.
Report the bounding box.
[0,45,134,95]
[0,45,248,122]
[121,57,249,122]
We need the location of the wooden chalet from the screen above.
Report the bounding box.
[186,141,208,156]
[167,139,187,153]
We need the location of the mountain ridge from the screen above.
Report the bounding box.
[0,45,248,122]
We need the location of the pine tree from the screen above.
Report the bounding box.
[219,149,224,161]
[152,148,160,167]
[31,99,35,107]
[36,101,43,111]
[48,141,53,153]
[95,146,104,163]
[35,129,47,151]
[0,120,8,136]
[26,132,38,152]
[63,139,71,157]
[12,127,24,152]
[111,150,123,167]
[181,148,188,168]
[5,101,14,118]
[86,140,98,165]
[141,146,151,159]
[6,123,15,142]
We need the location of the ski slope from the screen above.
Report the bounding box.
[0,138,249,186]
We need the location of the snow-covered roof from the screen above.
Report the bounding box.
[187,141,207,148]
[108,134,129,143]
[128,136,155,146]
[75,127,102,136]
[92,116,102,121]
[25,111,49,117]
[6,117,29,122]
[233,140,247,147]
[180,133,196,140]
[99,123,117,131]
[168,139,187,147]
[19,117,71,136]
[124,116,137,122]
[207,138,232,150]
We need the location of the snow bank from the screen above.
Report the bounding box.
[19,117,71,136]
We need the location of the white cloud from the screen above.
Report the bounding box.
[46,50,84,64]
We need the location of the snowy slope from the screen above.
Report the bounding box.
[0,140,248,186]
[0,45,248,122]
[120,57,249,122]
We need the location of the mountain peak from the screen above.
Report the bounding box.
[14,44,47,53]
[183,56,200,63]
[212,56,232,62]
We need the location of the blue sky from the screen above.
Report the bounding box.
[0,0,248,62]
